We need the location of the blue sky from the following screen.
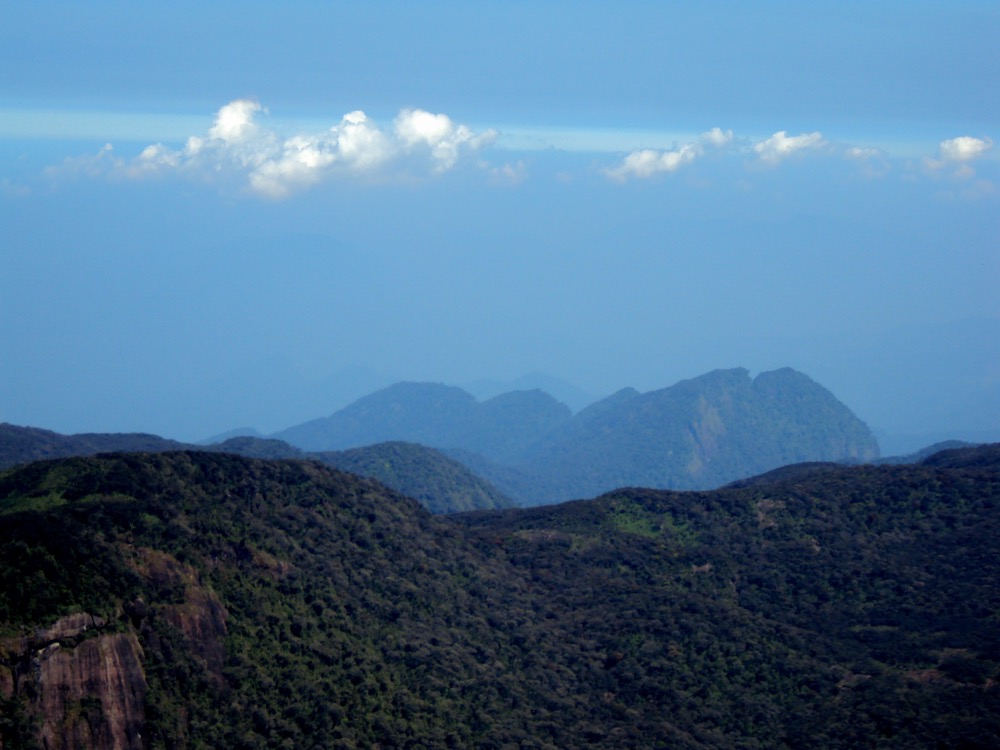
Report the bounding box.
[2,1,998,451]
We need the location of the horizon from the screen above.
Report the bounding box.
[2,2,997,449]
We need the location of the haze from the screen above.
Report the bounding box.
[2,2,998,454]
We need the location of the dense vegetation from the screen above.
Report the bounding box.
[1,446,998,748]
[317,441,513,513]
[0,426,511,515]
[0,424,186,470]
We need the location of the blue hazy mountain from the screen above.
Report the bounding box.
[273,367,879,504]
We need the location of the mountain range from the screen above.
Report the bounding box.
[1,444,997,748]
[2,366,878,509]
[273,367,880,504]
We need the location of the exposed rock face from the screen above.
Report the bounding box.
[37,632,147,750]
[132,547,228,684]
[1,614,146,750]
[0,550,228,750]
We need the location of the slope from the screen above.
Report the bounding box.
[317,441,514,513]
[0,425,511,514]
[513,367,879,502]
[272,382,572,463]
[269,368,880,505]
[1,447,998,748]
[0,423,187,470]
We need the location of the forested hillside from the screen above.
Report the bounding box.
[317,441,513,513]
[1,446,997,748]
[0,426,510,515]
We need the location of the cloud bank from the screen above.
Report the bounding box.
[37,103,994,198]
[120,99,498,197]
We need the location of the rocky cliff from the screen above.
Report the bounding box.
[0,547,227,750]
[1,614,145,750]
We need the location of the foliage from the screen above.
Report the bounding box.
[318,441,514,513]
[0,447,998,748]
[0,426,513,515]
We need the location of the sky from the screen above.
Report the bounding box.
[2,1,998,452]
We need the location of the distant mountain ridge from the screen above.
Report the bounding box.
[0,423,188,467]
[273,367,880,504]
[0,366,882,507]
[272,383,572,464]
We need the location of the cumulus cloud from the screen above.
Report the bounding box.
[394,109,497,172]
[111,99,496,198]
[207,99,264,144]
[924,135,994,183]
[939,136,992,162]
[700,127,734,148]
[752,131,825,163]
[604,128,733,181]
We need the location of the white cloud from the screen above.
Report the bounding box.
[846,146,880,160]
[924,135,994,185]
[394,108,498,173]
[752,131,825,163]
[248,134,337,198]
[101,100,496,198]
[207,99,264,144]
[395,109,454,147]
[604,128,732,181]
[128,143,182,176]
[336,111,393,169]
[700,127,733,148]
[939,136,992,162]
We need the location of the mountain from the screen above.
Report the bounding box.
[920,441,1000,470]
[0,425,509,515]
[272,382,573,463]
[272,382,480,452]
[274,368,879,504]
[1,446,998,748]
[317,442,514,514]
[513,367,879,502]
[0,423,188,469]
[196,427,265,445]
[206,438,514,512]
[463,372,597,412]
[876,440,977,465]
